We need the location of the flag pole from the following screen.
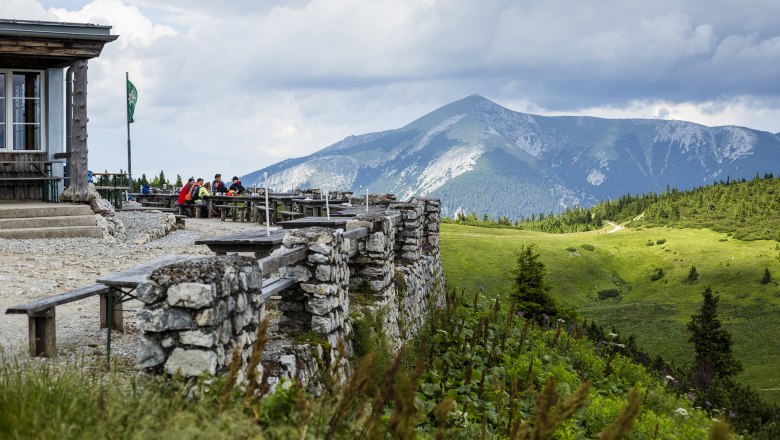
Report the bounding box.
[126,72,132,198]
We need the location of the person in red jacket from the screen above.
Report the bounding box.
[177,177,195,214]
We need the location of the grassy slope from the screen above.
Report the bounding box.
[441,223,780,403]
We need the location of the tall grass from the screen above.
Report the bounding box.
[0,286,721,439]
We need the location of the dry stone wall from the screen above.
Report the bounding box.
[135,198,445,391]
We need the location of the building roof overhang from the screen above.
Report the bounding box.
[0,19,119,69]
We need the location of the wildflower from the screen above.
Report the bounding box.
[608,332,618,338]
[728,411,735,419]
[675,408,688,416]
[436,329,448,335]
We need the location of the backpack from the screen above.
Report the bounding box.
[185,184,199,203]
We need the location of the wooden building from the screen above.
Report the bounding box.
[0,19,117,201]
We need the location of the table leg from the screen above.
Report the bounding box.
[106,291,113,365]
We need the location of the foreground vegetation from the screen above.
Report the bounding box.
[1,287,723,439]
[440,223,780,405]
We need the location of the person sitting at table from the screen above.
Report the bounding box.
[192,180,211,217]
[141,183,151,195]
[229,176,246,195]
[177,177,195,214]
[212,174,228,194]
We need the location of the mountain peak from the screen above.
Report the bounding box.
[242,96,780,220]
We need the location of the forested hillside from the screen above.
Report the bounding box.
[447,173,780,240]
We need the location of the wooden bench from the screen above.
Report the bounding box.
[260,277,298,299]
[214,204,248,222]
[0,176,64,202]
[252,205,276,224]
[278,210,304,221]
[5,284,111,357]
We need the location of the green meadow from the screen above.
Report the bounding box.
[440,223,780,403]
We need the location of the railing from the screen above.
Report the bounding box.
[93,172,131,209]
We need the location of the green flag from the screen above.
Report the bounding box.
[127,79,138,123]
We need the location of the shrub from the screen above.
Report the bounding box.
[687,266,699,281]
[656,238,666,245]
[650,268,665,281]
[646,240,655,246]
[761,267,772,285]
[597,289,620,300]
[566,246,577,252]
[581,244,595,251]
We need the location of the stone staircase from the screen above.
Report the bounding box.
[0,202,103,239]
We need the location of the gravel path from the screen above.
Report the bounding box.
[0,213,269,366]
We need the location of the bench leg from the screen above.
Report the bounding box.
[195,206,201,219]
[221,208,226,221]
[28,307,56,357]
[100,292,124,331]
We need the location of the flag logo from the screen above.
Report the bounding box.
[127,80,138,123]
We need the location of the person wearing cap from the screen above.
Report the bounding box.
[228,176,246,195]
[212,174,227,194]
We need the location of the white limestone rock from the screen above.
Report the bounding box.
[164,348,217,377]
[167,283,215,309]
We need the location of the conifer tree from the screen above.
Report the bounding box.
[687,287,742,389]
[512,244,559,320]
[687,266,699,281]
[761,267,771,285]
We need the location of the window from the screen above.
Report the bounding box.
[0,70,44,151]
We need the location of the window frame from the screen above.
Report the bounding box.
[0,68,47,152]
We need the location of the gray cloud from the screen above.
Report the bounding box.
[3,0,779,181]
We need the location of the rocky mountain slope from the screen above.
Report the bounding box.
[242,95,780,219]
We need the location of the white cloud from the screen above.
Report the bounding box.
[1,0,778,183]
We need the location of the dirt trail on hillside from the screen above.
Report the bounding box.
[605,221,624,234]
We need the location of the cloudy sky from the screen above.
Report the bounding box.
[2,0,779,182]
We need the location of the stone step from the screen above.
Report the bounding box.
[0,215,97,230]
[0,203,94,220]
[0,226,104,239]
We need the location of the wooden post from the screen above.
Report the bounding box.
[28,308,56,357]
[69,60,89,202]
[99,291,124,331]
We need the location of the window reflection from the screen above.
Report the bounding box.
[12,72,41,150]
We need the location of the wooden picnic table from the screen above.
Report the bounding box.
[277,216,350,229]
[329,205,389,216]
[131,193,178,209]
[194,229,288,257]
[204,194,265,221]
[96,254,200,361]
[292,198,329,217]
